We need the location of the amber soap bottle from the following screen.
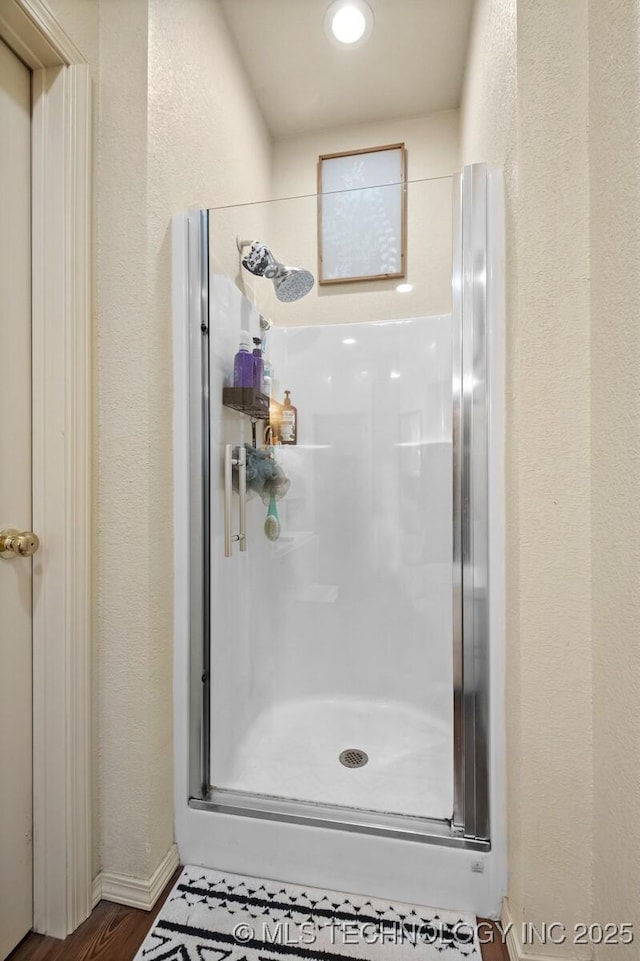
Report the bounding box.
[281,390,297,445]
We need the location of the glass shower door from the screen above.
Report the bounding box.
[185,166,492,845]
[210,314,454,820]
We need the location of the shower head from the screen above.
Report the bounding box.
[272,265,315,303]
[237,239,314,303]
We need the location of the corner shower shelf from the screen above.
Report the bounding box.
[222,387,270,420]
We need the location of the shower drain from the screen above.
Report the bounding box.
[339,748,369,769]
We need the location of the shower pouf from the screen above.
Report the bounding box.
[231,444,290,504]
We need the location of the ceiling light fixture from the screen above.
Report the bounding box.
[396,283,413,293]
[325,0,374,48]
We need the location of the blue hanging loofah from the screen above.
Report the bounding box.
[231,444,290,505]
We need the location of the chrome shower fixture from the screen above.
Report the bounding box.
[237,238,315,303]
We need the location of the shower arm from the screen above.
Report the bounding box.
[237,237,278,280]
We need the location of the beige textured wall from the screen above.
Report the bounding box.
[462,0,593,956]
[148,0,272,211]
[44,0,272,882]
[95,0,168,883]
[273,110,460,194]
[511,5,592,951]
[589,2,640,956]
[270,112,459,325]
[464,0,640,955]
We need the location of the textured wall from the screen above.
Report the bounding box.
[42,0,272,883]
[462,1,593,956]
[589,2,640,956]
[148,0,272,211]
[511,5,592,952]
[273,110,460,193]
[94,0,166,883]
[463,0,640,955]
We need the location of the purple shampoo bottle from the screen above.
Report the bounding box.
[233,330,254,388]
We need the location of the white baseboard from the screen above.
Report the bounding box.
[92,844,180,911]
[501,898,584,961]
[91,874,101,909]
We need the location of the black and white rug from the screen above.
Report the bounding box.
[134,866,479,961]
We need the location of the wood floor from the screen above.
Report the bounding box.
[479,921,511,961]
[7,870,181,961]
[7,871,509,961]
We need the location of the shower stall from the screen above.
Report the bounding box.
[173,164,505,916]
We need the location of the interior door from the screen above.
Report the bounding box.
[0,36,33,959]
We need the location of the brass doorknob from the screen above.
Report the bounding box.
[0,529,40,559]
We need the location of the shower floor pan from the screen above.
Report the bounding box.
[211,697,453,820]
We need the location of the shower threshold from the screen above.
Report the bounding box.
[202,699,476,847]
[190,789,489,851]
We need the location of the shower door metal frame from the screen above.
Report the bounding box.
[451,164,491,842]
[184,162,492,849]
[186,208,211,802]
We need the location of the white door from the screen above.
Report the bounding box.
[0,36,34,960]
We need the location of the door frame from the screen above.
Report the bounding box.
[0,0,92,940]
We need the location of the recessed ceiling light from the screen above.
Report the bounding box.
[396,283,413,293]
[332,5,365,43]
[342,337,356,345]
[325,1,374,47]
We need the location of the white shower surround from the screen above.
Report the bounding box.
[172,168,505,917]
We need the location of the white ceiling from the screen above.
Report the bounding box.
[219,0,474,139]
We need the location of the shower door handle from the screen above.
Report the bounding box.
[224,444,232,557]
[237,444,247,552]
[224,444,247,557]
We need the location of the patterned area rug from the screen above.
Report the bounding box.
[134,866,479,961]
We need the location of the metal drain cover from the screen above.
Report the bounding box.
[339,748,368,769]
